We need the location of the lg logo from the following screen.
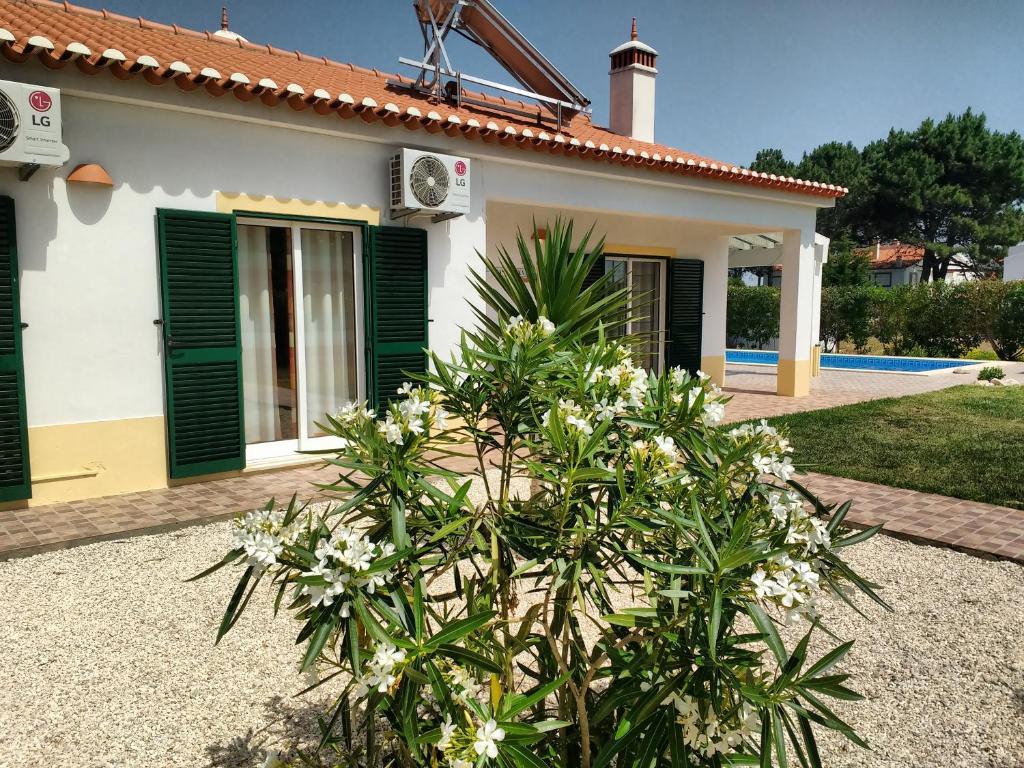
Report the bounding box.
[29,90,52,112]
[28,90,53,127]
[453,159,468,188]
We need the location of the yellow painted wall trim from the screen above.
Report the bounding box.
[27,416,168,506]
[699,355,726,387]
[604,243,677,258]
[777,359,811,397]
[216,192,380,225]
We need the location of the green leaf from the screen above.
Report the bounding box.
[802,641,855,681]
[425,610,496,649]
[503,743,551,768]
[500,674,570,719]
[746,600,787,664]
[215,565,254,643]
[436,643,503,674]
[300,616,337,673]
[708,588,723,661]
[187,547,244,582]
[629,554,708,576]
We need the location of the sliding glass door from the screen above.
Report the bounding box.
[605,256,667,373]
[237,219,363,461]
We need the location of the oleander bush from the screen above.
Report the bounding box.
[200,220,887,768]
[728,280,1024,359]
[978,365,1005,382]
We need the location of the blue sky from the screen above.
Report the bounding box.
[99,1,1024,165]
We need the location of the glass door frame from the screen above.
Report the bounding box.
[605,254,668,374]
[237,216,366,462]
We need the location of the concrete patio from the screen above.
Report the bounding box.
[1,363,1021,563]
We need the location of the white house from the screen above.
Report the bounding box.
[1006,242,1024,281]
[0,0,845,507]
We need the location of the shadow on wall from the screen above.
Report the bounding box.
[0,166,58,272]
[66,175,114,226]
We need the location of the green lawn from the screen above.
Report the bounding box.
[762,385,1024,509]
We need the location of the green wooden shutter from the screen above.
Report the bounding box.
[666,258,704,375]
[582,254,606,292]
[367,226,428,409]
[157,209,245,478]
[0,196,31,502]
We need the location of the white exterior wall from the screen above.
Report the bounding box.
[1,95,395,428]
[0,59,830,503]
[1007,244,1024,281]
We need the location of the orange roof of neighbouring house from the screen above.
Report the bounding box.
[0,0,848,199]
[855,243,925,269]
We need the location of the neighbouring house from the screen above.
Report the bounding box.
[732,241,977,289]
[1006,242,1024,281]
[855,242,972,287]
[0,0,846,507]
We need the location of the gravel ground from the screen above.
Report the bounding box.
[0,523,1022,768]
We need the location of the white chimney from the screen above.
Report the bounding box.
[608,17,657,143]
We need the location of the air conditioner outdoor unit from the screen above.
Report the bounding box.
[390,148,470,222]
[0,80,69,172]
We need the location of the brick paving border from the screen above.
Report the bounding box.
[2,363,1022,563]
[797,472,1024,564]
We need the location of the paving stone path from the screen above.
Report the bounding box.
[2,363,1021,562]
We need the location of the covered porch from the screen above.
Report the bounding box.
[727,232,831,395]
[484,200,828,397]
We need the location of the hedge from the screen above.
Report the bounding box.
[726,280,1024,360]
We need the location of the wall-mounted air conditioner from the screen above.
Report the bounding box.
[390,148,470,222]
[0,80,69,175]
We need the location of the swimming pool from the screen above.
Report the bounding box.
[726,349,978,374]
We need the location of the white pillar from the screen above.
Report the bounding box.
[698,236,730,387]
[810,234,829,373]
[778,228,816,396]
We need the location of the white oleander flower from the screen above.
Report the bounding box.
[702,399,726,425]
[474,719,505,758]
[372,642,407,670]
[751,453,774,474]
[336,401,374,424]
[653,435,678,463]
[380,417,404,445]
[772,573,804,608]
[749,568,775,599]
[437,715,457,751]
[772,456,795,481]
[434,407,451,430]
[537,315,555,335]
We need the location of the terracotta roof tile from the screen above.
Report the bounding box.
[855,243,925,269]
[0,0,847,199]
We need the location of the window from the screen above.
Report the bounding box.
[237,219,363,459]
[604,255,667,372]
[872,272,892,288]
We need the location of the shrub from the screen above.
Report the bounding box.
[904,282,980,358]
[993,281,1024,361]
[726,284,780,348]
[965,347,999,361]
[978,365,1005,381]
[870,286,914,355]
[821,285,878,352]
[200,221,886,768]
